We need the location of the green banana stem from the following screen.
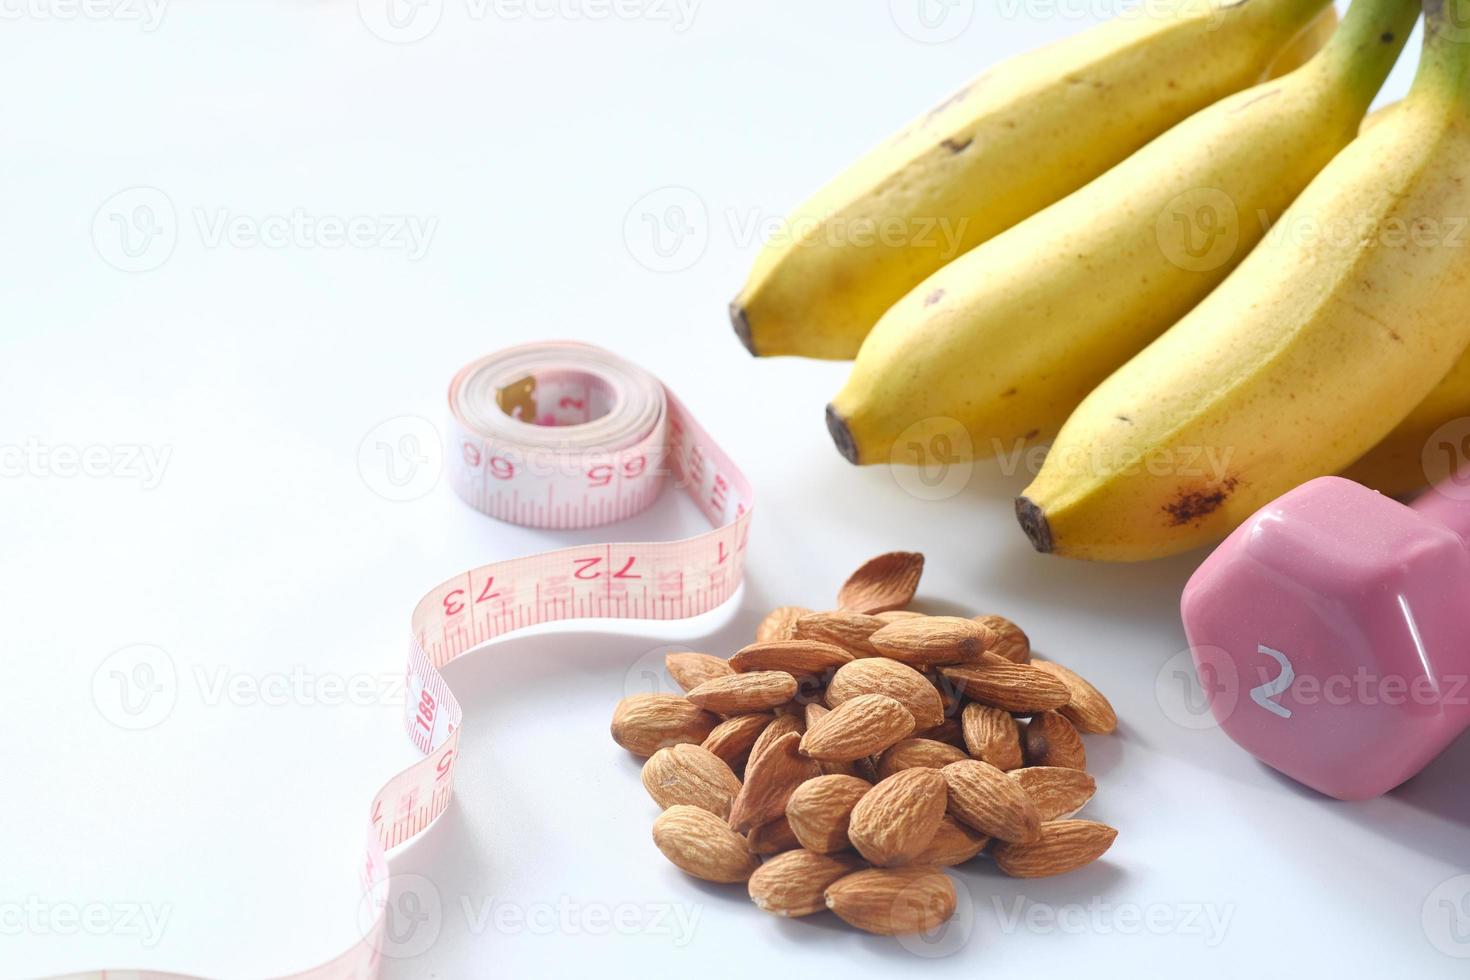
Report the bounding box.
[1417,0,1470,98]
[1415,0,1470,101]
[1315,0,1422,101]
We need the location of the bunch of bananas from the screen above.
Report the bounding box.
[732,0,1470,561]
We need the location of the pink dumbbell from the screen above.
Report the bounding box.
[1180,471,1470,800]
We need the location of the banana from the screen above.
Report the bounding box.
[1016,11,1470,562]
[1342,345,1470,496]
[1269,3,1343,74]
[827,0,1416,468]
[731,0,1335,361]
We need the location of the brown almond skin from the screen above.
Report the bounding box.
[793,611,885,657]
[641,744,742,817]
[746,815,803,855]
[941,759,1041,844]
[611,694,720,757]
[875,610,925,622]
[972,615,1031,664]
[1010,766,1097,821]
[1032,659,1118,734]
[749,712,805,767]
[756,606,813,643]
[992,819,1117,878]
[785,774,872,853]
[837,551,924,614]
[848,768,948,867]
[868,616,987,667]
[824,867,957,935]
[687,671,798,715]
[1024,711,1087,770]
[728,731,820,833]
[701,712,773,772]
[911,815,990,867]
[749,849,866,917]
[652,805,761,883]
[939,661,1071,713]
[876,738,968,778]
[665,651,734,692]
[799,693,915,762]
[917,718,965,747]
[728,639,854,676]
[961,702,1024,771]
[826,657,945,729]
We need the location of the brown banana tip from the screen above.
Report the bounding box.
[729,300,757,356]
[825,404,860,465]
[1015,496,1054,554]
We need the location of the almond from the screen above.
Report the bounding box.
[824,867,956,936]
[826,657,945,729]
[875,738,968,779]
[822,755,880,782]
[1010,766,1097,821]
[972,614,1030,664]
[728,639,854,676]
[793,611,885,657]
[749,849,866,917]
[756,605,812,643]
[799,693,915,762]
[687,671,798,715]
[749,712,804,767]
[875,610,925,622]
[847,768,948,867]
[869,616,987,667]
[836,551,925,614]
[804,702,829,729]
[916,718,965,747]
[652,804,761,883]
[961,703,1023,771]
[941,759,1041,844]
[701,712,772,772]
[1032,659,1118,734]
[664,651,734,692]
[641,744,742,817]
[728,731,820,833]
[1024,711,1087,770]
[991,819,1117,878]
[785,774,872,853]
[746,815,803,855]
[610,694,720,757]
[939,660,1071,713]
[911,815,990,867]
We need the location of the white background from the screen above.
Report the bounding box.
[1,1,1464,977]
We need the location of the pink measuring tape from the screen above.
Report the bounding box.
[59,342,754,980]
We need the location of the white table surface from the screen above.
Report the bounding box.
[3,2,1463,977]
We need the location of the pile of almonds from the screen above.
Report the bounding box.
[610,552,1118,937]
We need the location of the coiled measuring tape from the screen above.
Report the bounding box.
[61,342,753,979]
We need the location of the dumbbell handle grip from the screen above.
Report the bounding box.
[1411,466,1470,547]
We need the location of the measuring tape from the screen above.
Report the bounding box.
[58,342,753,980]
